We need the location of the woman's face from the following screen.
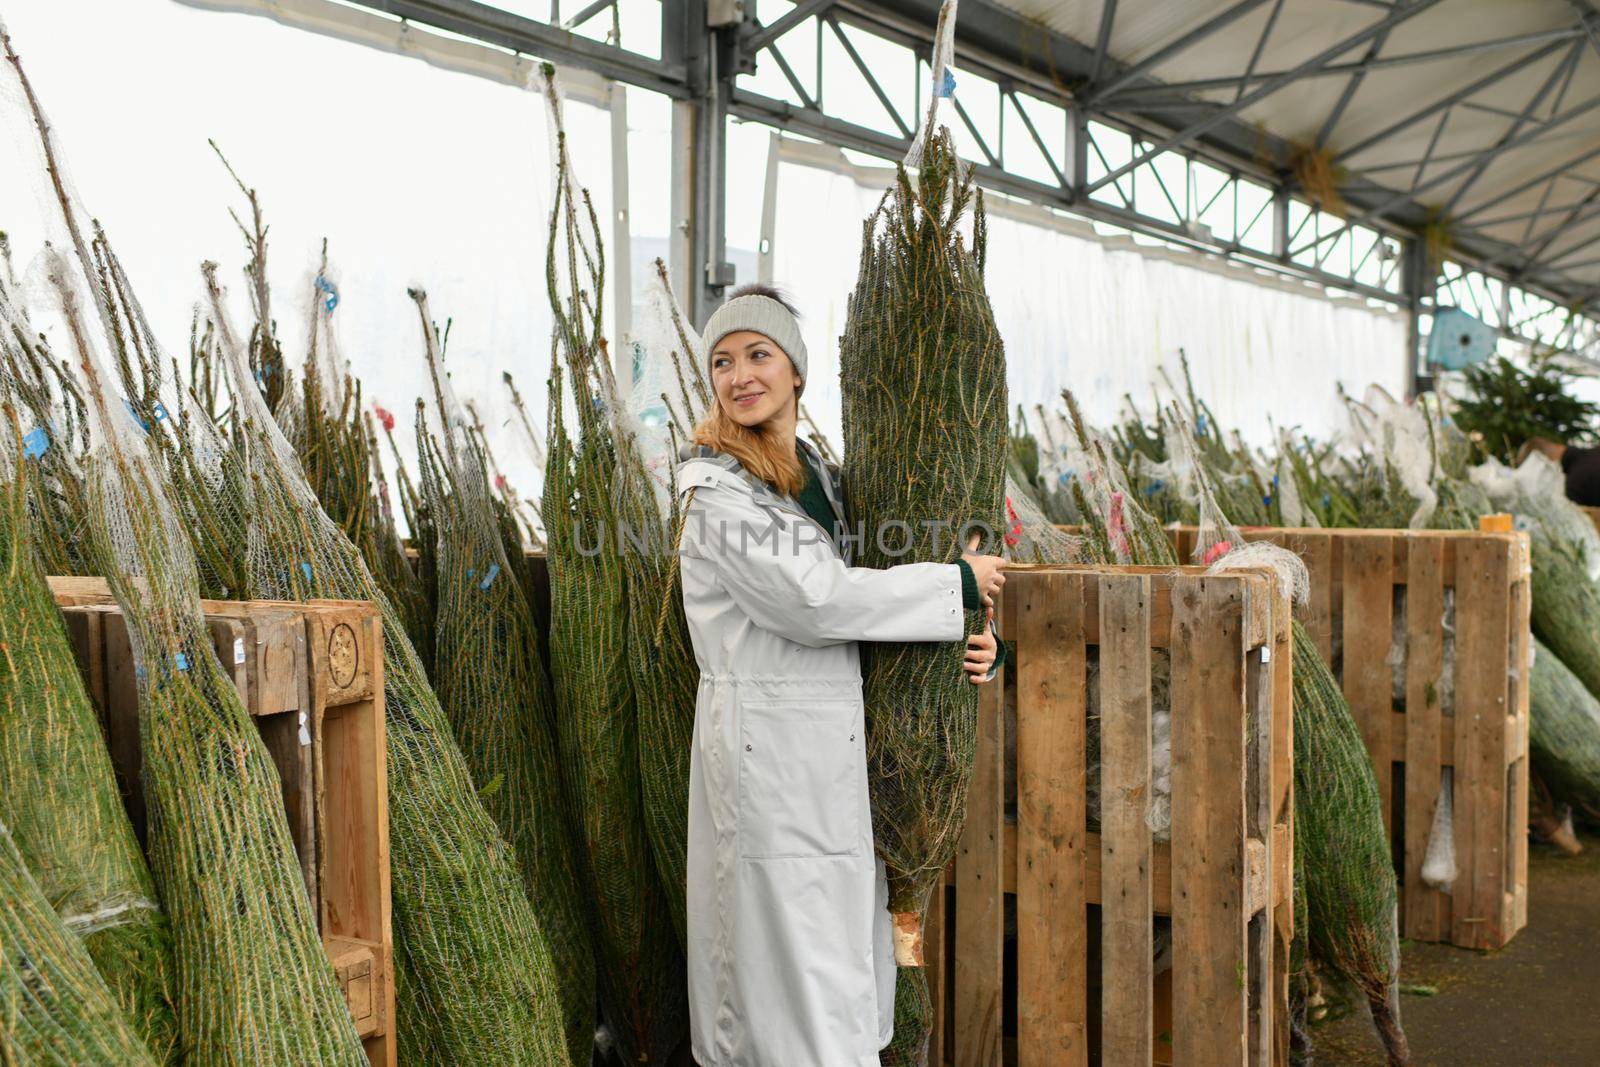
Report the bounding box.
[710,329,802,429]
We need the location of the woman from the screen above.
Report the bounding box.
[674,284,1008,1065]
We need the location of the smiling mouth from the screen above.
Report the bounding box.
[734,392,765,405]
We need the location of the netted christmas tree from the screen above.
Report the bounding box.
[838,5,1010,1056]
[0,815,160,1065]
[614,260,710,950]
[1529,635,1600,827]
[0,408,177,1060]
[0,280,94,576]
[35,249,363,1066]
[4,32,364,1062]
[195,260,569,1063]
[412,287,597,1063]
[538,67,687,1062]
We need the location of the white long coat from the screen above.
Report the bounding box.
[674,440,972,1067]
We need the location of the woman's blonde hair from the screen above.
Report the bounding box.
[691,397,805,497]
[691,283,806,496]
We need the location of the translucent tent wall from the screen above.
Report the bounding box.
[0,0,671,515]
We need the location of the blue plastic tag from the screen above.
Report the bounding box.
[315,274,339,312]
[937,67,956,98]
[299,561,313,584]
[479,563,500,591]
[174,652,189,671]
[22,426,48,458]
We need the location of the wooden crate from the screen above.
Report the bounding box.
[1582,505,1600,538]
[1169,526,1532,950]
[929,565,1294,1066]
[50,578,396,1067]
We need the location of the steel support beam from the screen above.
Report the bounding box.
[1438,41,1583,216]
[1100,27,1585,105]
[664,0,734,324]
[1089,0,1448,196]
[1403,237,1432,396]
[1331,35,1569,163]
[348,0,688,94]
[745,0,835,53]
[1087,0,1273,104]
[1087,0,1117,89]
[728,85,1408,305]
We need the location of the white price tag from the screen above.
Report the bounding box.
[1260,645,1271,664]
[298,711,311,747]
[233,638,246,665]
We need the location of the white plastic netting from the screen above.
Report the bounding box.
[1001,470,1086,563]
[1275,427,1318,528]
[1346,384,1440,529]
[618,257,709,515]
[902,0,962,176]
[1159,406,1311,607]
[1470,453,1600,580]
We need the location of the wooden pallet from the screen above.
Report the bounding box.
[929,564,1293,1066]
[50,577,396,1067]
[1169,525,1532,951]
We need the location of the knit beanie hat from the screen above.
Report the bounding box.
[702,294,808,392]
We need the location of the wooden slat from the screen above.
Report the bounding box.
[1268,575,1294,1067]
[1453,538,1512,950]
[1171,578,1249,1066]
[1402,537,1447,941]
[46,574,113,602]
[311,607,394,1067]
[1341,537,1395,836]
[1098,574,1151,1067]
[954,587,1006,1067]
[1509,540,1532,936]
[1013,572,1087,1066]
[206,616,252,712]
[1244,575,1274,1067]
[100,609,147,846]
[59,609,106,714]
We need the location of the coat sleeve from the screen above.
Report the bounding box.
[682,480,968,648]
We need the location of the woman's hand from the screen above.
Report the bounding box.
[961,531,1008,607]
[965,607,997,684]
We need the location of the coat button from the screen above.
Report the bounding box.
[745,744,753,752]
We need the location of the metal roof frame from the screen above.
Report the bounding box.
[329,0,1600,355]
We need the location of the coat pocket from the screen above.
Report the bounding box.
[737,698,862,859]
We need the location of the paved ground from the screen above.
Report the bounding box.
[1310,832,1600,1065]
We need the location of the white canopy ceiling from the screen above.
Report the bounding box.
[992,0,1600,299]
